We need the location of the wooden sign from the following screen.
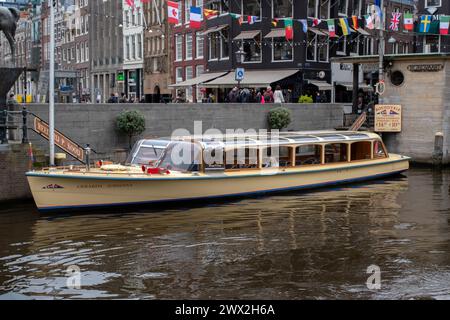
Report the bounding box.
[33,117,85,163]
[375,105,402,133]
[407,64,444,72]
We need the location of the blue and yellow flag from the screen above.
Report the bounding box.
[420,15,432,33]
[339,18,352,36]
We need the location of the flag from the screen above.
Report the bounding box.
[404,13,413,31]
[420,15,432,33]
[204,9,219,19]
[300,19,308,33]
[248,16,258,24]
[389,12,401,31]
[352,16,359,30]
[272,19,278,27]
[327,19,336,37]
[440,16,450,35]
[312,18,321,27]
[369,4,383,30]
[190,6,202,29]
[339,18,351,36]
[365,15,374,30]
[285,18,293,41]
[231,13,243,25]
[125,0,135,8]
[167,1,179,25]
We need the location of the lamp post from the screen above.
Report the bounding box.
[377,0,385,103]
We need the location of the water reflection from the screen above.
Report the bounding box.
[1,168,450,299]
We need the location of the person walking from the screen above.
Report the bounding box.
[263,86,274,103]
[273,85,285,104]
[227,87,240,103]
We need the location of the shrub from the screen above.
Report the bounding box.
[116,110,146,149]
[268,107,291,130]
[298,95,314,103]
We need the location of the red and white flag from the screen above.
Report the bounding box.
[389,12,401,31]
[190,6,202,29]
[168,1,179,25]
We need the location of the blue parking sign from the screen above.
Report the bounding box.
[235,68,245,81]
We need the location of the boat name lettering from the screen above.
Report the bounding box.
[76,184,133,189]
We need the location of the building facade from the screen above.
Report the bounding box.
[143,0,172,102]
[123,0,144,101]
[89,0,124,103]
[416,0,450,53]
[170,0,207,103]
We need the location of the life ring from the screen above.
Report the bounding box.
[375,80,386,96]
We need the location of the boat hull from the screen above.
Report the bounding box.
[27,157,409,212]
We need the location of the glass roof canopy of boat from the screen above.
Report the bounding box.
[171,131,377,150]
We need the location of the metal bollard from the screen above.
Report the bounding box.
[22,107,28,144]
[85,144,91,172]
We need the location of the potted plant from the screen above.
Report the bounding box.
[116,110,146,149]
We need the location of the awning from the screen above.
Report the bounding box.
[356,28,370,36]
[202,69,299,88]
[233,30,260,40]
[306,80,333,91]
[264,29,285,38]
[335,82,374,91]
[198,25,227,36]
[309,28,327,36]
[169,72,228,88]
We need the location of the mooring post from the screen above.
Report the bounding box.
[0,109,6,144]
[85,144,91,172]
[22,107,28,144]
[432,132,444,167]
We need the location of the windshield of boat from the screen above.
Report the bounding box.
[157,141,202,172]
[126,140,168,165]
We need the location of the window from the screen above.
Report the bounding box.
[220,28,229,59]
[425,0,441,7]
[137,35,142,59]
[176,67,183,83]
[243,33,262,62]
[186,33,193,60]
[351,142,372,161]
[175,34,183,61]
[186,66,194,102]
[318,35,328,62]
[196,33,204,59]
[295,145,322,166]
[132,35,136,59]
[185,0,191,24]
[336,38,346,55]
[209,32,219,60]
[273,37,293,61]
[272,0,292,19]
[206,0,229,15]
[242,0,261,21]
[325,144,348,163]
[306,32,317,61]
[126,36,130,60]
[85,41,89,61]
[352,0,362,16]
[338,0,348,16]
[195,65,204,102]
[308,0,330,19]
[424,35,440,53]
[391,70,405,86]
[373,141,387,159]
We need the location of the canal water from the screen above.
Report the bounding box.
[1,168,450,300]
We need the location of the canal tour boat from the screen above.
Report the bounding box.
[26,131,410,212]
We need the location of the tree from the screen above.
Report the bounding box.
[116,110,146,149]
[268,107,291,131]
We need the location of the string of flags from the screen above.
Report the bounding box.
[163,3,450,41]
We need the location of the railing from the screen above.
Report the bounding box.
[0,108,29,144]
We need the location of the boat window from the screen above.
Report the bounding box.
[204,147,225,171]
[295,145,322,166]
[325,143,349,163]
[157,142,202,172]
[127,146,164,165]
[351,141,372,161]
[373,140,387,159]
[262,147,291,168]
[225,148,259,170]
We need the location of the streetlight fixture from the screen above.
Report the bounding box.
[388,36,396,44]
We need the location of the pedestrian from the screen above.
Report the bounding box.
[316,92,322,103]
[119,93,128,103]
[240,87,251,103]
[174,92,186,103]
[264,86,274,103]
[273,85,285,104]
[285,89,292,103]
[206,93,215,103]
[96,92,101,103]
[6,93,18,106]
[107,93,117,103]
[227,87,240,103]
